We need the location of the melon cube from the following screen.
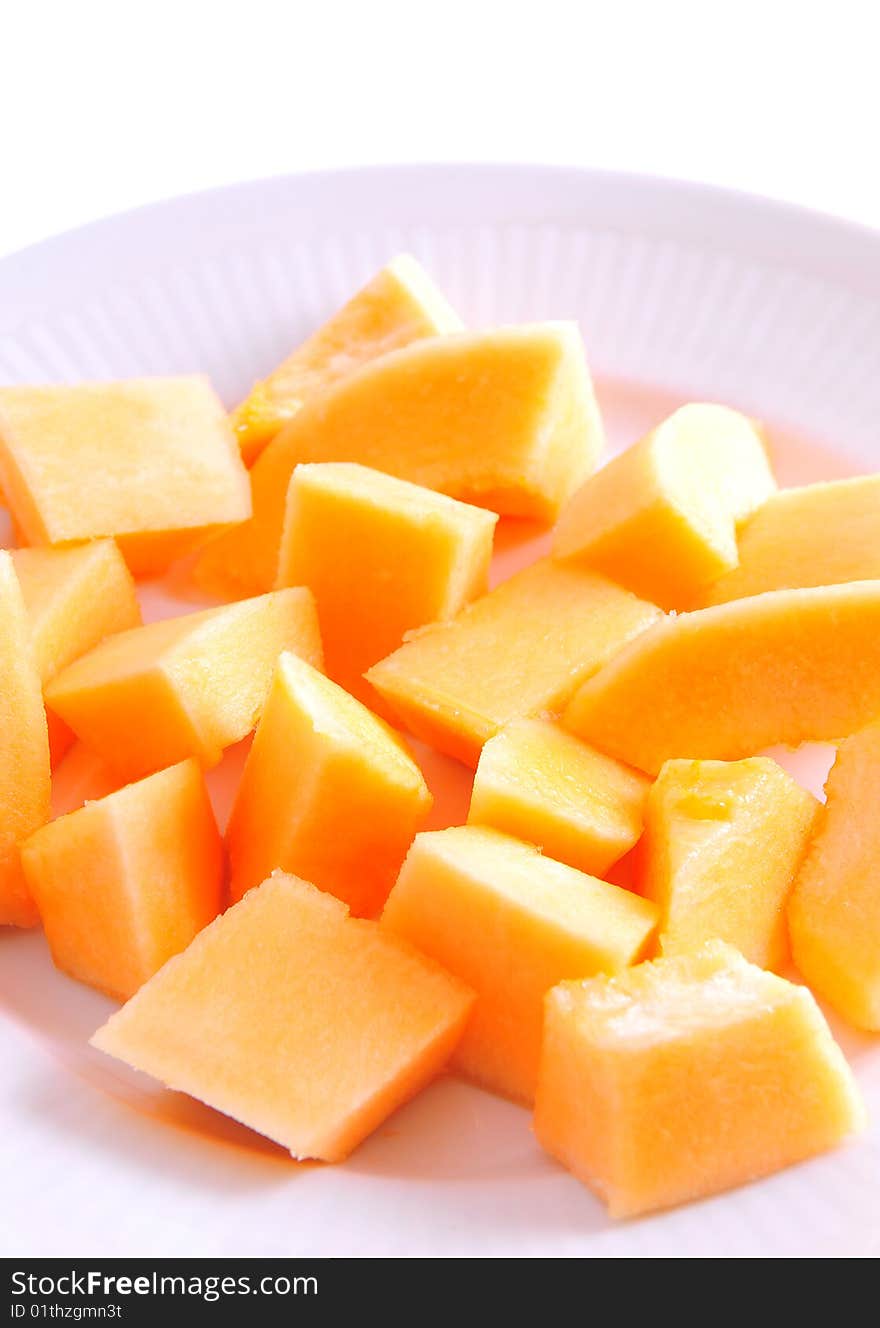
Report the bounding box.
[232,255,462,464]
[468,718,649,877]
[45,588,322,780]
[367,559,661,766]
[227,652,432,915]
[21,759,223,1000]
[0,551,50,927]
[197,324,604,594]
[276,462,497,710]
[91,872,473,1161]
[789,723,880,1029]
[642,757,817,970]
[553,403,775,609]
[0,377,250,575]
[534,943,865,1218]
[381,826,658,1103]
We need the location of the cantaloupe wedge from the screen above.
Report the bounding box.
[789,723,880,1029]
[382,826,658,1104]
[564,581,880,774]
[232,255,462,464]
[45,588,322,780]
[468,719,649,877]
[276,462,497,711]
[91,872,473,1161]
[21,760,223,1000]
[0,551,50,927]
[12,540,141,766]
[703,475,880,605]
[553,404,775,609]
[197,324,604,594]
[641,758,817,970]
[533,942,865,1217]
[227,652,432,915]
[367,560,661,766]
[0,378,250,575]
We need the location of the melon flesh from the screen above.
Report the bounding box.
[276,462,496,711]
[0,378,251,575]
[703,474,880,605]
[12,540,141,767]
[91,872,474,1161]
[789,723,880,1029]
[227,652,432,916]
[553,404,775,609]
[533,942,865,1218]
[367,559,661,767]
[564,580,880,774]
[381,826,658,1104]
[0,551,51,927]
[641,758,817,970]
[45,588,322,780]
[468,718,649,877]
[232,255,462,464]
[21,759,223,1000]
[197,324,604,594]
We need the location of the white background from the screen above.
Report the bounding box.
[2,0,879,257]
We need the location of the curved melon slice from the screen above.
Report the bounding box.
[703,475,880,605]
[564,581,880,774]
[197,324,604,595]
[232,255,462,464]
[553,404,774,609]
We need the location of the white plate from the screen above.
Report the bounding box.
[1,165,878,1259]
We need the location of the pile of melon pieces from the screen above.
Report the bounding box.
[2,254,878,1221]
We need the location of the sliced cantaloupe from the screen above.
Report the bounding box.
[196,324,604,595]
[227,652,432,916]
[703,475,880,605]
[21,759,223,1000]
[0,551,50,927]
[553,404,775,610]
[533,942,865,1218]
[12,540,142,767]
[641,758,817,970]
[366,559,662,767]
[0,378,250,576]
[232,255,462,464]
[467,718,649,878]
[564,581,880,775]
[276,462,497,712]
[789,723,880,1030]
[45,588,322,780]
[91,871,473,1161]
[381,826,658,1104]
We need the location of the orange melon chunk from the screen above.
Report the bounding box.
[197,324,603,594]
[789,723,880,1029]
[91,872,473,1161]
[0,551,50,927]
[45,589,322,780]
[0,378,250,575]
[533,942,865,1217]
[468,718,649,877]
[21,759,223,1000]
[641,758,817,970]
[367,560,661,767]
[227,652,432,915]
[232,255,462,464]
[564,581,880,774]
[553,404,775,609]
[703,474,880,604]
[12,540,141,766]
[382,826,658,1104]
[276,462,497,710]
